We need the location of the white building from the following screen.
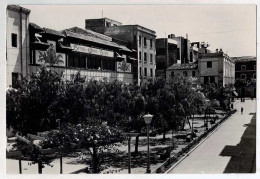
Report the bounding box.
[6,5,31,87]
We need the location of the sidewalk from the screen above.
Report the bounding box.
[168,99,256,173]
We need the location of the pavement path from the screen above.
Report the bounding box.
[167,99,256,174]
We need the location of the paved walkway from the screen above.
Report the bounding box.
[168,99,256,174]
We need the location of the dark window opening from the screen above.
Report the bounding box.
[139,36,141,46]
[150,68,153,77]
[150,39,153,48]
[207,61,212,68]
[210,76,215,83]
[192,71,196,77]
[150,54,153,64]
[144,37,147,47]
[183,71,188,77]
[68,54,86,68]
[144,68,147,76]
[12,72,19,88]
[144,52,147,63]
[11,33,17,47]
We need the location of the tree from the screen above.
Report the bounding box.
[43,123,125,173]
[6,66,65,135]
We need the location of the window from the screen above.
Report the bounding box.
[139,35,141,46]
[192,71,196,77]
[12,72,18,87]
[171,71,174,77]
[207,61,212,68]
[240,74,246,79]
[139,51,142,61]
[150,39,153,48]
[210,76,215,83]
[144,52,147,63]
[134,35,137,45]
[241,65,246,70]
[204,76,209,84]
[139,67,142,76]
[68,54,87,68]
[150,68,153,77]
[183,71,188,77]
[144,68,147,76]
[144,37,147,47]
[11,33,17,47]
[150,54,153,64]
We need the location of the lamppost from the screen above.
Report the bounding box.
[143,114,153,174]
[56,119,62,174]
[125,132,139,174]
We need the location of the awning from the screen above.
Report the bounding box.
[233,91,238,97]
[128,56,137,61]
[116,52,125,59]
[58,42,73,50]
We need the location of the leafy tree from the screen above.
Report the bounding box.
[43,123,125,173]
[6,66,64,135]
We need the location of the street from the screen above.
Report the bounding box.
[167,99,256,174]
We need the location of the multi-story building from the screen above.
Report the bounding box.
[156,34,198,78]
[85,18,156,85]
[6,5,30,87]
[29,24,136,84]
[156,37,179,77]
[233,56,256,97]
[198,50,235,86]
[6,6,137,86]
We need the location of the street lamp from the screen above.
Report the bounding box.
[56,119,62,174]
[143,113,153,174]
[125,132,139,174]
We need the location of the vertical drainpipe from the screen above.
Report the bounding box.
[19,7,23,78]
[25,12,28,75]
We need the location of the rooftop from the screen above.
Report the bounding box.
[167,63,198,70]
[7,5,31,14]
[232,56,256,62]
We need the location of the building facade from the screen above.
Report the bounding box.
[85,18,156,85]
[6,6,137,86]
[166,63,198,82]
[156,38,179,77]
[156,34,198,78]
[6,5,30,87]
[233,56,256,97]
[198,52,235,86]
[29,24,136,84]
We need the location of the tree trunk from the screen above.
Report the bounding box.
[187,116,192,129]
[134,135,139,154]
[162,124,166,142]
[172,129,175,149]
[92,146,98,173]
[38,161,42,174]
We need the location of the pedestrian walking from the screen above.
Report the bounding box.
[241,107,244,115]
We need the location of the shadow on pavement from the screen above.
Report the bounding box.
[219,113,256,173]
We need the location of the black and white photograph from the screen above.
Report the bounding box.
[3,1,258,176]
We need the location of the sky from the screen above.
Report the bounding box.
[22,4,256,57]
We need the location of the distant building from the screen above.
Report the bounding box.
[156,34,200,78]
[85,18,156,85]
[166,63,198,82]
[232,56,256,97]
[156,38,179,77]
[198,51,235,86]
[6,5,30,87]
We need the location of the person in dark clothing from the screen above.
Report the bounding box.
[241,107,244,115]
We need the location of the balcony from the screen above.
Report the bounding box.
[29,65,134,84]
